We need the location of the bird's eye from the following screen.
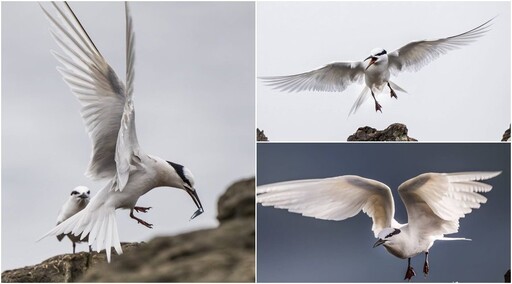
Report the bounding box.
[385,228,401,238]
[71,191,78,195]
[87,191,90,194]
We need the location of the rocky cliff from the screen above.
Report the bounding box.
[2,178,255,282]
[347,123,417,141]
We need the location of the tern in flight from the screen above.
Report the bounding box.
[257,171,501,280]
[260,18,493,115]
[39,2,204,262]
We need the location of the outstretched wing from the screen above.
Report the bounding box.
[257,175,395,237]
[260,62,365,93]
[388,18,493,74]
[41,2,139,190]
[398,171,501,237]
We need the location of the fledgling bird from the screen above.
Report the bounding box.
[39,2,204,262]
[258,171,501,280]
[56,186,91,253]
[260,18,493,115]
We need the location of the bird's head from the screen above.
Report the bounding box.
[70,186,90,204]
[166,161,204,220]
[364,48,388,70]
[373,227,401,248]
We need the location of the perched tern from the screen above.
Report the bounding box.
[257,171,501,280]
[39,2,204,262]
[260,18,493,115]
[56,186,91,254]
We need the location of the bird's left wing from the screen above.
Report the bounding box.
[260,62,365,93]
[398,171,501,236]
[388,18,493,74]
[258,175,395,237]
[41,2,139,190]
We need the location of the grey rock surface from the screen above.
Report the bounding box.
[347,123,418,141]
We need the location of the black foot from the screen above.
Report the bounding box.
[405,266,416,281]
[390,89,397,99]
[423,261,429,277]
[134,206,152,213]
[375,101,383,113]
[130,210,153,229]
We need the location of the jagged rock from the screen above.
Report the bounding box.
[347,123,417,141]
[502,125,510,141]
[1,243,142,282]
[1,178,255,282]
[257,128,268,141]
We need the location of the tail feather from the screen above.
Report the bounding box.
[388,81,407,93]
[39,205,122,262]
[438,237,472,241]
[348,86,370,116]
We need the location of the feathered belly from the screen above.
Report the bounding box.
[364,66,390,91]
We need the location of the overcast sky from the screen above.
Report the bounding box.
[257,143,510,282]
[257,1,510,141]
[2,2,254,270]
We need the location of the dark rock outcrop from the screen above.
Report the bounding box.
[257,128,268,141]
[1,243,142,283]
[2,178,255,282]
[502,125,510,141]
[347,123,417,141]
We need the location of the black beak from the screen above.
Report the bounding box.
[185,185,204,220]
[373,238,386,248]
[78,194,88,199]
[365,56,377,70]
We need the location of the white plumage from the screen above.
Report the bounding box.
[257,171,501,280]
[260,18,493,115]
[56,186,91,253]
[39,2,204,262]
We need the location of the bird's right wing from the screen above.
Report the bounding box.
[257,175,395,237]
[260,62,365,93]
[398,171,501,236]
[41,2,140,190]
[388,18,493,74]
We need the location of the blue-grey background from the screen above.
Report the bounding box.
[2,2,254,271]
[257,143,510,282]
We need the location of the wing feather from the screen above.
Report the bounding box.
[388,18,493,74]
[257,175,395,237]
[260,62,365,93]
[42,2,140,190]
[398,171,501,236]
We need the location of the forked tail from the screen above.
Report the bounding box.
[38,206,122,262]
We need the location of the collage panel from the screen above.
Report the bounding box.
[257,143,510,282]
[257,1,510,142]
[2,2,254,282]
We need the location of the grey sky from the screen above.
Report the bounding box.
[257,143,510,282]
[2,2,254,270]
[257,1,510,141]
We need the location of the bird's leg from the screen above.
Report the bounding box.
[134,206,152,213]
[371,90,383,112]
[72,242,76,254]
[423,251,430,277]
[387,82,398,99]
[129,209,153,229]
[404,258,416,281]
[89,245,93,253]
